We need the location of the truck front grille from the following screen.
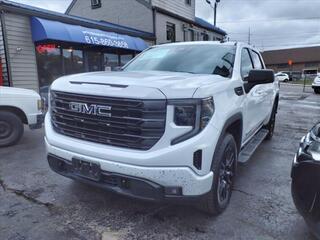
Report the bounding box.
[50,91,166,150]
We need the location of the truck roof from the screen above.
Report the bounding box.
[158,41,237,47]
[156,41,261,53]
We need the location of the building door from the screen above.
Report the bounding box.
[86,51,103,72]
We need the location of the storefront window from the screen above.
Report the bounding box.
[87,51,103,71]
[36,44,63,88]
[62,49,84,75]
[104,53,119,71]
[120,54,133,66]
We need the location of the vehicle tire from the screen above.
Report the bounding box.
[314,88,320,94]
[284,79,289,82]
[0,111,24,147]
[265,100,278,140]
[198,133,237,215]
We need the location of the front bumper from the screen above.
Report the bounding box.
[47,154,210,202]
[45,136,214,198]
[29,113,44,129]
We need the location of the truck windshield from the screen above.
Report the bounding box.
[123,44,236,78]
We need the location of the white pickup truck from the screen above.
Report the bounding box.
[0,86,43,147]
[45,42,279,214]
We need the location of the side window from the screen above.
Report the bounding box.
[241,48,254,80]
[250,50,264,69]
[166,22,176,42]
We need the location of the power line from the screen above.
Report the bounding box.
[228,31,320,36]
[231,34,320,41]
[217,16,320,23]
[239,41,320,48]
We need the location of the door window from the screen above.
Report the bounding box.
[241,48,254,80]
[250,50,264,69]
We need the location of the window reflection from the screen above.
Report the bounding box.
[104,53,118,71]
[36,44,63,88]
[120,54,133,66]
[63,49,85,75]
[124,45,235,77]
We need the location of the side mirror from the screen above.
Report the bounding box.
[245,69,275,92]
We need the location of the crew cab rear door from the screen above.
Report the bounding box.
[240,48,267,141]
[249,49,274,125]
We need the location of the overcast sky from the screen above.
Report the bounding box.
[11,0,71,13]
[11,0,320,50]
[196,0,320,50]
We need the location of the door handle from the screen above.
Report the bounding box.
[256,90,265,95]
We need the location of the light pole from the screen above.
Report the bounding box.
[206,0,220,27]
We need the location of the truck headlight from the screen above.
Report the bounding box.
[174,105,196,126]
[170,97,214,145]
[201,97,214,130]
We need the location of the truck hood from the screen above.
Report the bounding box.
[0,86,40,99]
[51,71,226,99]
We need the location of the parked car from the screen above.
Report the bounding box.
[312,74,320,94]
[275,72,289,82]
[291,123,320,239]
[0,86,44,147]
[45,42,279,215]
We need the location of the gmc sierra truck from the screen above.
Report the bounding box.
[45,42,279,215]
[0,86,43,147]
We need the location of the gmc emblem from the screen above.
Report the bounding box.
[69,102,112,117]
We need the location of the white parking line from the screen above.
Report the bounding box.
[280,101,320,110]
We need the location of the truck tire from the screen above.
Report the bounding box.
[0,111,24,147]
[198,133,237,215]
[265,100,278,140]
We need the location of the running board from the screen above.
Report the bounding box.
[238,129,269,163]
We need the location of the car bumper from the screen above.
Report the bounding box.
[312,83,320,88]
[29,113,44,129]
[47,154,211,202]
[291,149,320,239]
[45,138,214,198]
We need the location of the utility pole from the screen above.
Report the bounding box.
[248,27,251,45]
[206,0,220,27]
[214,1,217,26]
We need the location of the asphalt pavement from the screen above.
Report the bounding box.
[0,84,319,240]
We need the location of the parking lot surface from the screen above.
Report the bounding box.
[0,84,319,240]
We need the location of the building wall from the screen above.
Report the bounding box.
[155,12,224,44]
[156,12,185,44]
[152,0,195,21]
[4,13,38,91]
[266,62,320,73]
[68,0,154,34]
[191,25,223,41]
[0,15,9,86]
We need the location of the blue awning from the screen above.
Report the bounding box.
[30,17,149,51]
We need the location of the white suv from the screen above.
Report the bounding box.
[312,74,320,94]
[275,72,289,82]
[45,42,279,214]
